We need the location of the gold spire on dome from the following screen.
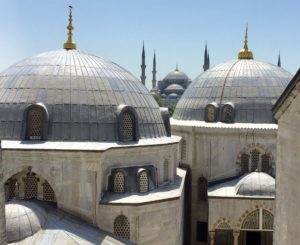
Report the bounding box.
[63,6,77,50]
[238,24,253,59]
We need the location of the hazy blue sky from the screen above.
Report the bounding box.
[0,0,299,89]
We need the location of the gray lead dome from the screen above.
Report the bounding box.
[0,49,167,141]
[173,59,292,123]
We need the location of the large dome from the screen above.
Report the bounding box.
[173,59,292,123]
[164,69,189,81]
[0,49,167,141]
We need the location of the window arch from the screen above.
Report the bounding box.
[163,159,169,182]
[241,209,273,231]
[138,170,149,193]
[117,106,139,142]
[261,154,271,173]
[241,153,250,174]
[250,149,260,171]
[42,180,55,202]
[221,103,234,123]
[114,215,130,240]
[242,209,260,230]
[27,107,43,140]
[23,103,49,141]
[113,171,125,193]
[24,172,39,199]
[181,139,187,161]
[205,104,217,122]
[198,177,208,201]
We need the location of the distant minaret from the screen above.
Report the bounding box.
[0,141,7,245]
[141,42,146,85]
[277,52,281,67]
[152,51,157,89]
[203,42,210,71]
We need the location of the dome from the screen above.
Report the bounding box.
[236,171,275,196]
[168,93,178,98]
[5,201,47,243]
[164,67,190,81]
[173,59,292,123]
[0,49,167,141]
[164,84,185,94]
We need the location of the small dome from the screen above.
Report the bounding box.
[173,59,292,123]
[168,93,178,98]
[6,201,47,243]
[164,84,185,93]
[236,172,275,196]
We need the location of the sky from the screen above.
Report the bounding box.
[0,0,300,89]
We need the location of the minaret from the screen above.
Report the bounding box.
[152,51,157,89]
[141,42,146,85]
[0,141,7,245]
[203,42,210,71]
[277,52,281,67]
[63,6,76,50]
[238,24,254,59]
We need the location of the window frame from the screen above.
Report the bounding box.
[117,105,139,142]
[205,103,218,122]
[221,103,234,123]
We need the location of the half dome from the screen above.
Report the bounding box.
[0,49,167,141]
[173,59,292,123]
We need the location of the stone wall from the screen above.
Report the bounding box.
[0,142,7,244]
[274,92,300,245]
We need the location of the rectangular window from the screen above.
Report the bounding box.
[197,221,208,242]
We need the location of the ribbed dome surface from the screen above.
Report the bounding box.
[0,49,167,141]
[164,69,189,81]
[236,172,275,196]
[173,59,292,123]
[6,201,47,243]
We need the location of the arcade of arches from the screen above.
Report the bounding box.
[4,169,56,203]
[209,208,273,245]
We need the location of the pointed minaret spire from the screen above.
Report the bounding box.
[175,64,179,71]
[277,52,281,67]
[140,41,146,85]
[152,51,157,89]
[64,6,77,50]
[203,42,210,71]
[207,51,210,69]
[238,24,253,59]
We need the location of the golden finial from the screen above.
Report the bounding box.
[238,24,253,59]
[64,6,77,50]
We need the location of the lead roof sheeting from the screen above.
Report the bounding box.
[173,59,292,123]
[0,49,166,141]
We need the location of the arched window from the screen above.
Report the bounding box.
[241,153,250,174]
[261,154,271,173]
[181,139,187,161]
[250,149,260,171]
[113,171,125,193]
[24,173,39,199]
[114,215,130,240]
[242,209,260,230]
[42,180,55,202]
[198,177,208,201]
[262,210,273,230]
[205,104,217,122]
[241,209,273,231]
[27,107,43,140]
[5,178,19,202]
[120,110,136,141]
[222,104,234,123]
[163,159,169,182]
[138,170,149,193]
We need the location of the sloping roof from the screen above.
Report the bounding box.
[272,68,300,119]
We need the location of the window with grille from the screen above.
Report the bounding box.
[43,180,55,201]
[114,215,130,240]
[242,209,260,230]
[261,154,270,173]
[250,149,260,171]
[24,173,38,199]
[138,171,149,193]
[113,171,125,193]
[181,139,186,160]
[5,178,19,201]
[241,153,250,174]
[262,210,273,230]
[120,111,135,141]
[206,105,216,122]
[222,105,233,122]
[27,108,43,140]
[217,222,231,230]
[163,159,169,182]
[198,177,208,201]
